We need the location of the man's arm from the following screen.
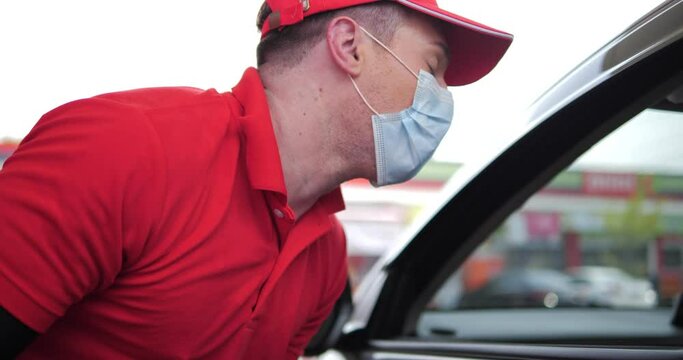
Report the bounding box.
[0,97,164,347]
[0,307,37,358]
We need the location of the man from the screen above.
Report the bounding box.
[0,0,511,358]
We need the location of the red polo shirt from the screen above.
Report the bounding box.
[0,68,348,359]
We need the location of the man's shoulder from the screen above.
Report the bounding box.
[24,85,241,175]
[39,86,233,126]
[92,86,229,113]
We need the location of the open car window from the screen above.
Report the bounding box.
[417,88,683,343]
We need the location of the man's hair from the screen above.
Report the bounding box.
[256,1,409,68]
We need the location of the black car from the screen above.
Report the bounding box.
[307,1,683,359]
[456,268,582,310]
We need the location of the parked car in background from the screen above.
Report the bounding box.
[568,266,658,309]
[458,268,583,309]
[306,1,683,359]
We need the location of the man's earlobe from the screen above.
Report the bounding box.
[326,16,363,76]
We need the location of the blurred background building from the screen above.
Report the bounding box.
[0,140,17,168]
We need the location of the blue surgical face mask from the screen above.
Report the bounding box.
[350,27,454,187]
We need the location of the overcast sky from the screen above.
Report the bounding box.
[0,0,663,163]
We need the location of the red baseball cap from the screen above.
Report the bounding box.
[260,0,513,86]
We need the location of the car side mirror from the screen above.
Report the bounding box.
[304,279,353,357]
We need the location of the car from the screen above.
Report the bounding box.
[305,1,683,359]
[568,266,658,308]
[456,268,584,310]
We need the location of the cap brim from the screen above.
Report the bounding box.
[396,0,513,86]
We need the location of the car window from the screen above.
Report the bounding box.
[418,99,683,340]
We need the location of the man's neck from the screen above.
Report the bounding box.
[262,70,346,219]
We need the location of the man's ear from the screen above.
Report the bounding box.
[326,16,364,77]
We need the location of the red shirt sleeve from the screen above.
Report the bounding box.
[287,217,348,359]
[0,98,165,332]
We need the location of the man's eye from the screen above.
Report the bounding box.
[427,59,440,74]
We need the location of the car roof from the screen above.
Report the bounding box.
[527,0,683,125]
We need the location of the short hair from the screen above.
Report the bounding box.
[256,1,409,68]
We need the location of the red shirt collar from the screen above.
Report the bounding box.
[230,68,345,215]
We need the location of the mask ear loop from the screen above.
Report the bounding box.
[358,26,419,79]
[349,25,420,116]
[349,75,380,116]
